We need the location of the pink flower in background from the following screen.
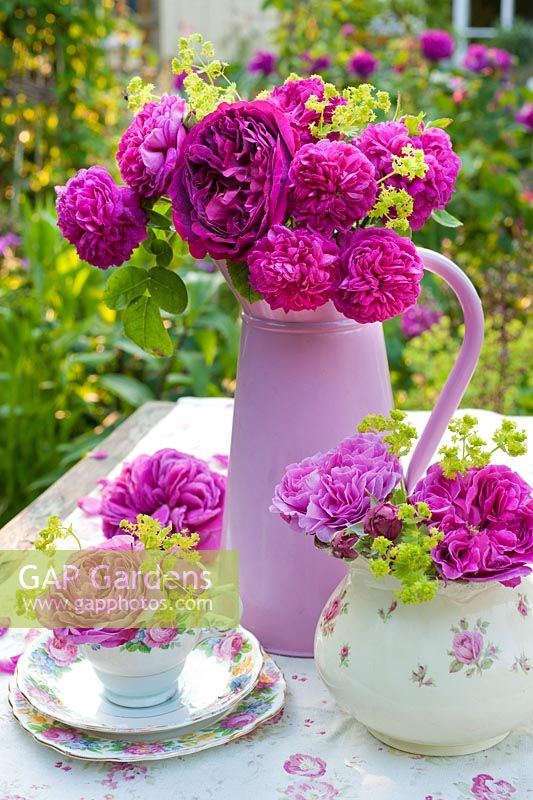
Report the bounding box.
[269,77,344,143]
[490,48,513,73]
[288,140,378,236]
[463,44,491,73]
[117,95,187,198]
[332,227,423,324]
[248,50,277,76]
[516,103,533,133]
[355,121,461,231]
[99,448,226,549]
[248,225,339,312]
[0,233,21,256]
[340,23,355,37]
[55,167,148,269]
[452,630,483,664]
[420,30,454,62]
[401,304,442,339]
[46,635,78,665]
[142,628,178,648]
[348,51,379,79]
[301,52,332,73]
[471,774,516,800]
[283,754,327,778]
[170,100,297,261]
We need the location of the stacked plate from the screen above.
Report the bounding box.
[9,628,285,762]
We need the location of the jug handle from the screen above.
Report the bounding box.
[405,247,484,493]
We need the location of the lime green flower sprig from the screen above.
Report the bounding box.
[125,76,157,113]
[172,34,240,121]
[120,514,201,565]
[305,81,391,140]
[368,186,414,234]
[357,409,418,458]
[35,515,82,554]
[438,415,527,479]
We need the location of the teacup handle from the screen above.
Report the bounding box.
[405,248,484,493]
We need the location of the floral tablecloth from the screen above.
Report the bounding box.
[2,399,533,800]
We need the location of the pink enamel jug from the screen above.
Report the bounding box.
[219,249,484,656]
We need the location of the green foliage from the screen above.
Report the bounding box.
[0,200,240,526]
[0,0,135,211]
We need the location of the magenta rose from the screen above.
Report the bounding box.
[269,77,344,143]
[288,140,377,236]
[248,50,277,76]
[463,44,491,73]
[410,463,471,531]
[355,121,461,231]
[215,633,244,661]
[452,630,483,664]
[348,51,379,79]
[142,628,179,648]
[99,448,226,550]
[420,30,454,62]
[117,95,187,198]
[170,100,297,260]
[248,225,339,312]
[270,454,323,532]
[55,166,148,269]
[332,227,423,324]
[330,531,359,559]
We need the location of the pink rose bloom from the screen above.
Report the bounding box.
[348,51,379,79]
[410,463,471,530]
[401,303,442,339]
[142,628,179,648]
[420,30,454,62]
[219,711,256,729]
[100,449,226,550]
[288,140,377,236]
[270,455,323,532]
[46,635,79,665]
[516,103,533,133]
[123,743,166,755]
[42,726,82,742]
[248,225,339,313]
[269,77,345,144]
[471,773,516,800]
[215,633,244,661]
[284,754,326,778]
[355,121,461,231]
[452,630,483,664]
[170,100,297,261]
[322,595,343,625]
[332,227,423,324]
[117,95,187,198]
[55,166,148,269]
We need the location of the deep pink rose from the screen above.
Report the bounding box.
[117,95,187,199]
[100,448,226,550]
[248,50,277,76]
[348,51,379,78]
[142,628,179,648]
[269,77,345,144]
[284,754,327,778]
[248,225,339,312]
[452,630,483,664]
[420,30,454,62]
[332,227,423,324]
[288,140,377,236]
[55,166,148,269]
[170,100,297,260]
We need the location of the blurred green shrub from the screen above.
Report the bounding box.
[0,201,240,525]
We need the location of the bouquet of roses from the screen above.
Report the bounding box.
[55,34,461,356]
[271,411,531,605]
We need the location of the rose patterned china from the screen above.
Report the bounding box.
[16,628,263,735]
[9,653,285,762]
[315,558,533,756]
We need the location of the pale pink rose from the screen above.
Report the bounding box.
[46,635,79,665]
[142,628,179,648]
[219,711,256,729]
[284,754,327,778]
[123,743,166,755]
[453,631,483,664]
[42,726,82,742]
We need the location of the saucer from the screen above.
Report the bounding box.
[9,653,285,762]
[16,628,262,735]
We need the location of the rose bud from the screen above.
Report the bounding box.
[330,531,359,559]
[363,502,402,541]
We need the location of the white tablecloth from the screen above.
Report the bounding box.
[2,400,533,800]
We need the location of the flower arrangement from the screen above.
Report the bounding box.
[31,513,204,649]
[271,411,530,605]
[54,33,462,356]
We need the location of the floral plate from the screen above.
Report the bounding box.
[9,653,285,762]
[16,628,263,735]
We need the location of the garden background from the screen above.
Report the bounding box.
[0,0,531,527]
